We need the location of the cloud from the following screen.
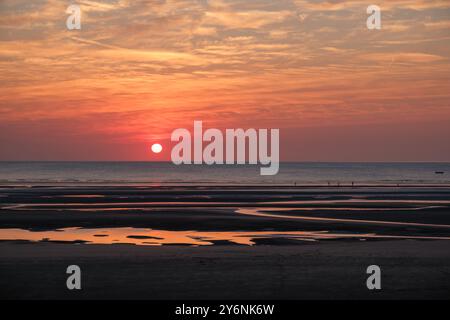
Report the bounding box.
[0,0,449,161]
[293,0,450,11]
[363,52,446,63]
[203,10,292,29]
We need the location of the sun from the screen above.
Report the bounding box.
[151,143,163,153]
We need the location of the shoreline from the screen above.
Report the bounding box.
[1,185,449,299]
[2,183,450,188]
[2,185,450,235]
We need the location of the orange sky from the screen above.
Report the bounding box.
[0,0,449,161]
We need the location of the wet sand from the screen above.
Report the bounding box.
[1,241,449,299]
[0,185,450,299]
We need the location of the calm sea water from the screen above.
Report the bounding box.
[0,162,449,185]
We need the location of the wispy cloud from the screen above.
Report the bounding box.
[0,0,449,160]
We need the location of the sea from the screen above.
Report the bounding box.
[0,162,449,186]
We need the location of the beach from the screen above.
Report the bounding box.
[1,240,449,300]
[0,185,449,299]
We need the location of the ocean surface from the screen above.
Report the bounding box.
[0,162,449,186]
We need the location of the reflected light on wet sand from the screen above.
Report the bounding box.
[1,227,450,246]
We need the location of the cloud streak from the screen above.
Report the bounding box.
[0,0,449,160]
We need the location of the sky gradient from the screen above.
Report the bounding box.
[1,0,449,161]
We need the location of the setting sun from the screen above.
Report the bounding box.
[151,143,163,154]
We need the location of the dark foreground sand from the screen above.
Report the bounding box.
[0,240,449,300]
[1,185,450,299]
